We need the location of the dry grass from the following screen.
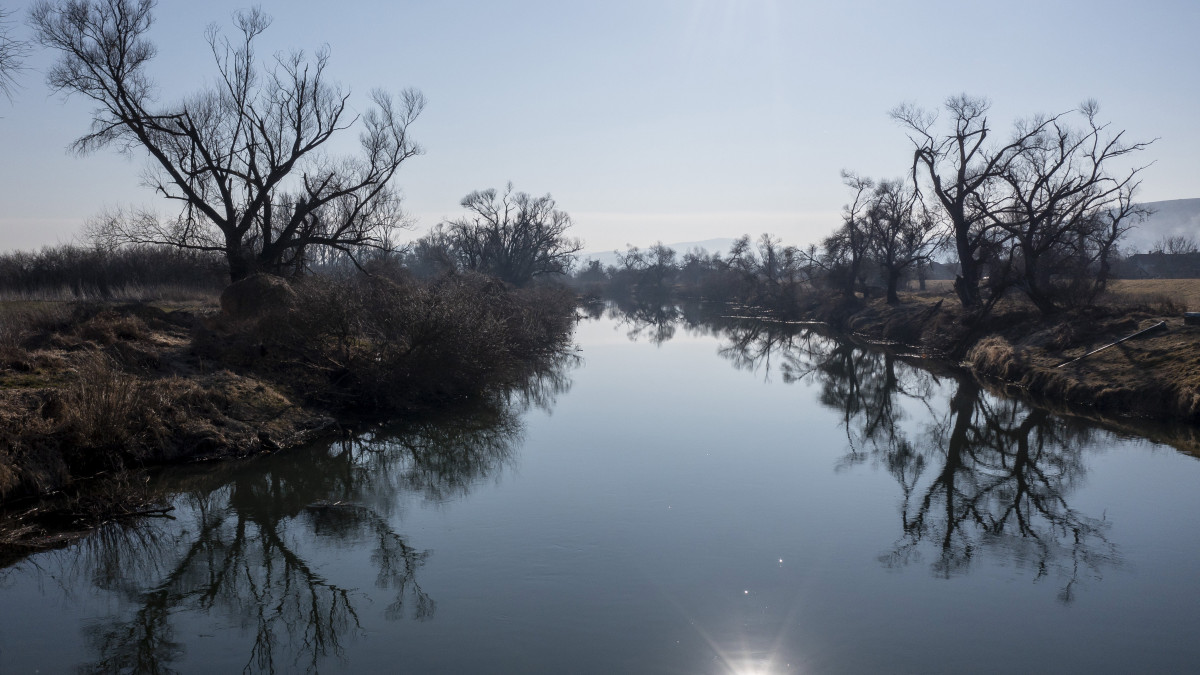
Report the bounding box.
[1105,279,1200,312]
[0,273,576,508]
[0,283,219,304]
[906,278,956,296]
[965,312,1200,422]
[909,278,1200,312]
[835,282,1200,423]
[0,297,320,504]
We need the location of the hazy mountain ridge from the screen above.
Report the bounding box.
[1124,198,1200,252]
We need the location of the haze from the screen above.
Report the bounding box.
[1,0,1197,252]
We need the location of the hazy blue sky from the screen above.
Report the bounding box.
[1,0,1197,253]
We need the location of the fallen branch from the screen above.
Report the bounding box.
[1056,320,1167,369]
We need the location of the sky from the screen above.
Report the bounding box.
[1,0,1197,254]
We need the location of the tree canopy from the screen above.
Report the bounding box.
[435,184,581,286]
[32,0,424,281]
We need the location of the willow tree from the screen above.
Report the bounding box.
[822,171,875,298]
[892,96,1054,311]
[0,5,28,100]
[440,184,581,286]
[990,102,1151,314]
[863,178,942,305]
[32,0,424,281]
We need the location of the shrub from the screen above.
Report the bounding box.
[201,272,578,412]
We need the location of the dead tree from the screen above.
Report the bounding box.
[991,102,1151,313]
[823,171,875,299]
[32,0,424,281]
[892,95,1055,312]
[863,178,943,304]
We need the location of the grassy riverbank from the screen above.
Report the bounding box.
[0,273,577,538]
[832,281,1200,424]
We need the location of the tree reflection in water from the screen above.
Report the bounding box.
[607,295,682,345]
[31,356,576,674]
[691,308,1119,602]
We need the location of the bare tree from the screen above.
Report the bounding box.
[723,234,757,283]
[440,183,581,285]
[32,0,424,281]
[892,95,1054,312]
[863,178,943,304]
[0,5,28,100]
[1151,234,1199,255]
[644,241,677,289]
[756,233,802,290]
[823,171,874,298]
[990,102,1152,313]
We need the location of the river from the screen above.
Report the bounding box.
[2,304,1200,673]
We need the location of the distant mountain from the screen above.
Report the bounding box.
[1124,198,1200,253]
[579,238,738,269]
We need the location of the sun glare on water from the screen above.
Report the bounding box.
[723,659,796,675]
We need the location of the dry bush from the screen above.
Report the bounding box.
[966,336,1027,379]
[0,303,75,374]
[203,272,578,412]
[219,273,297,322]
[51,353,164,465]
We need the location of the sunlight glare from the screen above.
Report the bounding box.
[726,661,792,675]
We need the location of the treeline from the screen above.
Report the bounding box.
[575,236,818,318]
[0,181,584,300]
[0,244,226,299]
[577,96,1152,320]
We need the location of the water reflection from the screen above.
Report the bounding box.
[606,295,682,345]
[13,356,574,674]
[618,301,1120,601]
[601,295,729,346]
[872,378,1116,603]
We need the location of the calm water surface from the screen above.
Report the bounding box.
[3,307,1200,674]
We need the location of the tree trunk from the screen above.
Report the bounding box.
[227,246,257,283]
[886,268,901,305]
[953,235,983,309]
[1022,256,1058,315]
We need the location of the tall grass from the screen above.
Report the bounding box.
[0,244,224,301]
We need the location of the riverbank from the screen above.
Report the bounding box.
[0,273,577,552]
[598,278,1200,427]
[829,288,1200,426]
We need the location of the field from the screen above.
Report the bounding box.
[1106,279,1200,311]
[911,278,1200,311]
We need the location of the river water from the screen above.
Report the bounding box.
[2,306,1200,674]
